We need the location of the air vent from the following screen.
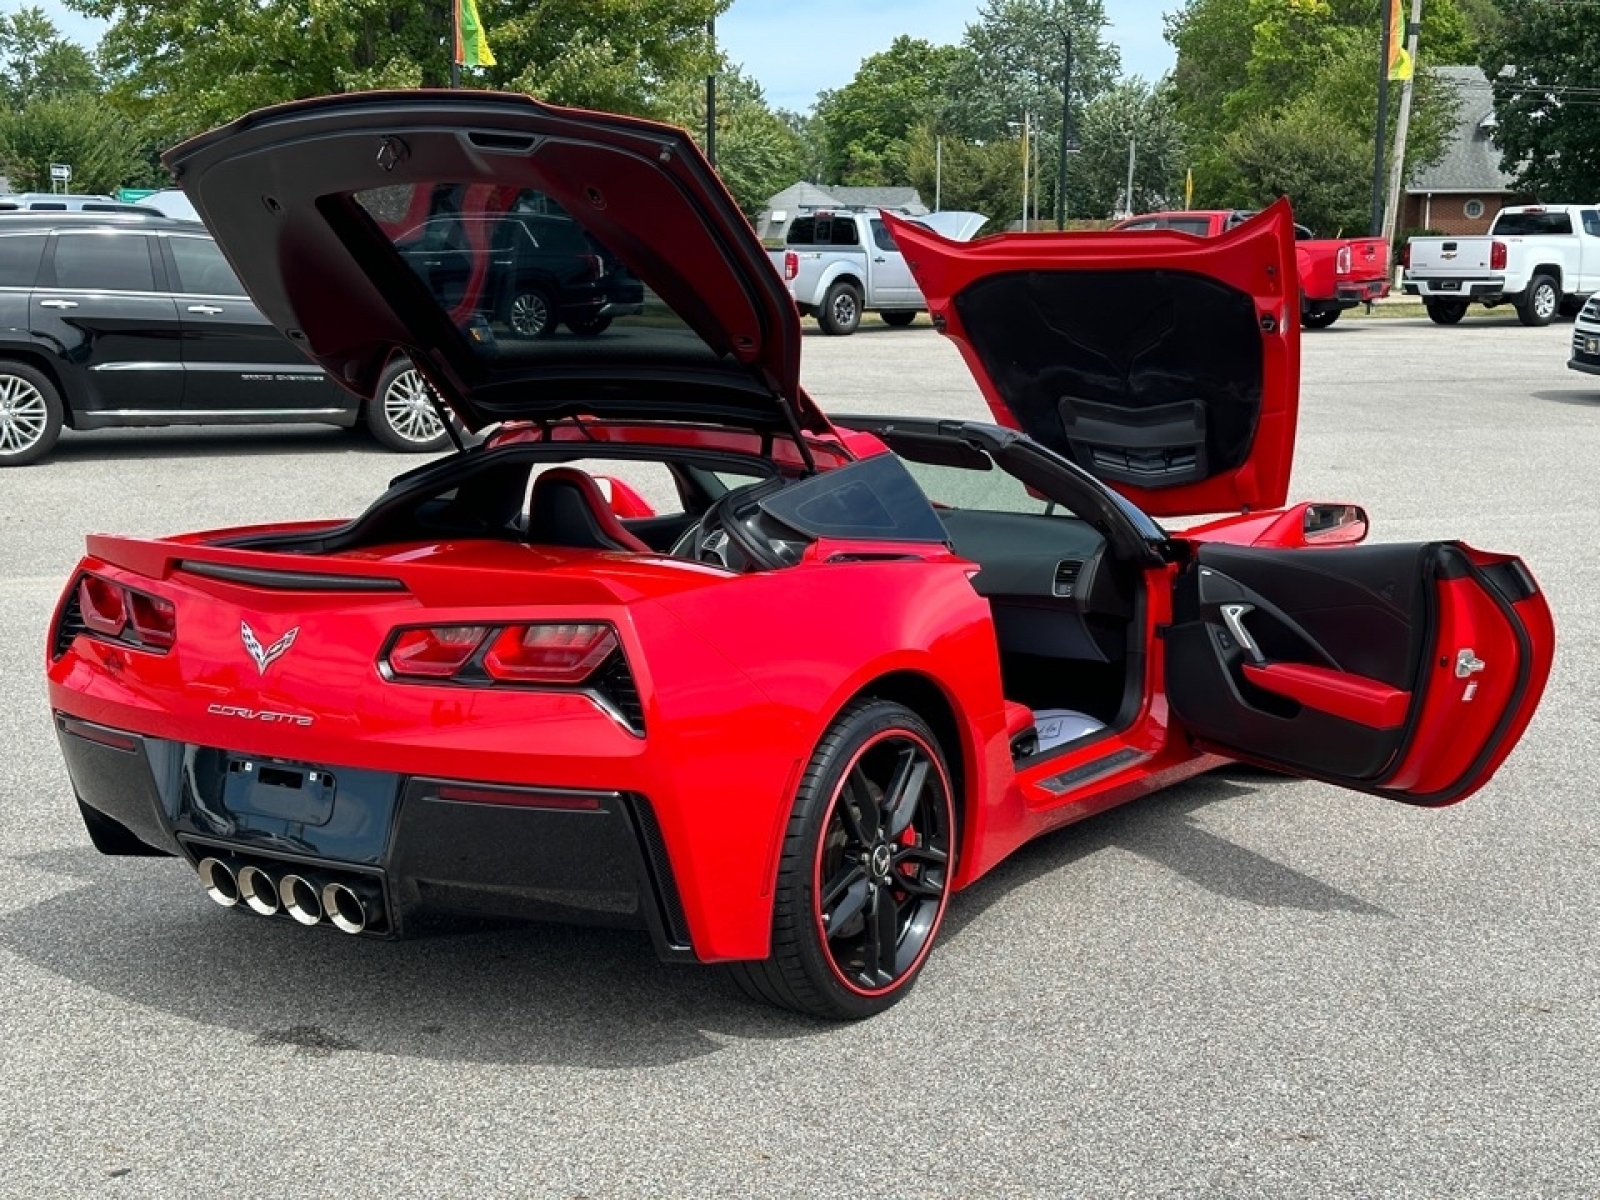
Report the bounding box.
[1089,446,1200,479]
[52,581,88,659]
[1053,560,1083,598]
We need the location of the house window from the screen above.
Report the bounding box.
[1463,198,1486,220]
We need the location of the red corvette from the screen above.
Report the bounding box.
[47,94,1554,1019]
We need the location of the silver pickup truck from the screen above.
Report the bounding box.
[769,210,986,335]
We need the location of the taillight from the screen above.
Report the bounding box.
[484,623,618,683]
[1490,240,1507,270]
[1336,245,1352,275]
[69,573,176,652]
[580,253,605,280]
[784,251,798,281]
[78,575,127,637]
[387,626,489,678]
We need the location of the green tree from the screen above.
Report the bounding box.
[0,93,151,192]
[660,64,805,217]
[813,36,967,186]
[0,7,101,110]
[905,124,1031,231]
[1072,79,1187,217]
[68,0,726,142]
[1219,101,1372,234]
[1480,0,1600,200]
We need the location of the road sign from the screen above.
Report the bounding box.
[49,163,71,182]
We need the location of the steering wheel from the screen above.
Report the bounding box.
[675,482,788,571]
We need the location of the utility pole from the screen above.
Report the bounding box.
[1124,138,1136,218]
[1369,0,1395,234]
[1382,0,1424,245]
[1055,25,1072,230]
[705,17,717,166]
[1021,111,1030,229]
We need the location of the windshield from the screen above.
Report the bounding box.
[1493,211,1573,236]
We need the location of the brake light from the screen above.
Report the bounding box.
[387,626,489,678]
[784,251,798,281]
[1490,240,1507,270]
[484,623,618,683]
[1336,245,1352,275]
[579,253,605,280]
[128,591,176,649]
[78,575,127,637]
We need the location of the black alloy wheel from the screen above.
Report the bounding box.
[1425,298,1468,325]
[505,287,557,338]
[730,699,956,1020]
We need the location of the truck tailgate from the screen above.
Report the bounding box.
[1409,237,1495,275]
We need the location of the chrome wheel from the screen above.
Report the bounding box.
[0,373,49,458]
[381,367,447,446]
[1533,282,1558,322]
[508,290,553,338]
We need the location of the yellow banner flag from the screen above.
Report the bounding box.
[1184,168,1194,210]
[1387,0,1412,81]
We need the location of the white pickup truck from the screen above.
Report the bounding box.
[1402,204,1600,326]
[770,209,986,335]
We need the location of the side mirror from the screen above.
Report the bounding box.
[1302,504,1369,545]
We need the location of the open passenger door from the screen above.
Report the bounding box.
[887,201,1299,518]
[1164,541,1554,806]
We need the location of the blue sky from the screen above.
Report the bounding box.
[16,0,1179,115]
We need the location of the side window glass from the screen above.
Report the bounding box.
[831,219,860,247]
[167,237,247,296]
[51,234,156,291]
[870,220,899,253]
[1583,211,1600,237]
[786,217,816,245]
[0,234,47,287]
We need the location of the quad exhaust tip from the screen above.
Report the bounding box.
[279,874,323,926]
[196,858,379,934]
[197,858,239,908]
[237,865,280,916]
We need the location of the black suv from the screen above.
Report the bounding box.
[0,213,453,465]
[396,210,645,338]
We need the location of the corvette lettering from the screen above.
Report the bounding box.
[207,704,313,726]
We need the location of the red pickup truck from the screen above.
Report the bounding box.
[1111,209,1390,329]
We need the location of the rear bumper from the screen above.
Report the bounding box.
[1403,276,1505,299]
[55,712,694,957]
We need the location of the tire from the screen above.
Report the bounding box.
[728,699,956,1020]
[880,310,918,328]
[817,282,863,336]
[503,287,557,338]
[566,314,612,336]
[1301,309,1340,329]
[1518,274,1559,327]
[367,357,453,453]
[1425,299,1468,325]
[0,361,65,467]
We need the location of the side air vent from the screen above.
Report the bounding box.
[52,581,89,659]
[1053,560,1083,598]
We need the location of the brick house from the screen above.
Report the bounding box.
[1400,65,1529,236]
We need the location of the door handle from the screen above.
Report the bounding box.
[874,256,887,263]
[38,299,78,309]
[187,304,225,315]
[1219,603,1266,664]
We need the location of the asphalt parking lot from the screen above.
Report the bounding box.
[2,315,1596,1197]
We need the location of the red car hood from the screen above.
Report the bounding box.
[889,201,1301,517]
[163,91,825,437]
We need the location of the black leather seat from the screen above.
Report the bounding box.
[526,468,650,552]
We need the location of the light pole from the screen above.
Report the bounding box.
[1054,23,1072,230]
[706,17,717,167]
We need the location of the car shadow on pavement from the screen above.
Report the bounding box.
[0,771,1384,1067]
[47,427,395,464]
[1530,388,1600,407]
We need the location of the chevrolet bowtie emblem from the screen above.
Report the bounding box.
[242,620,299,675]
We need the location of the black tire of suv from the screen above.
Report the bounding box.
[818,282,863,336]
[880,311,918,327]
[566,315,612,336]
[1425,299,1468,325]
[0,361,65,467]
[1301,309,1340,329]
[1517,275,1558,327]
[727,699,956,1020]
[366,358,453,453]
